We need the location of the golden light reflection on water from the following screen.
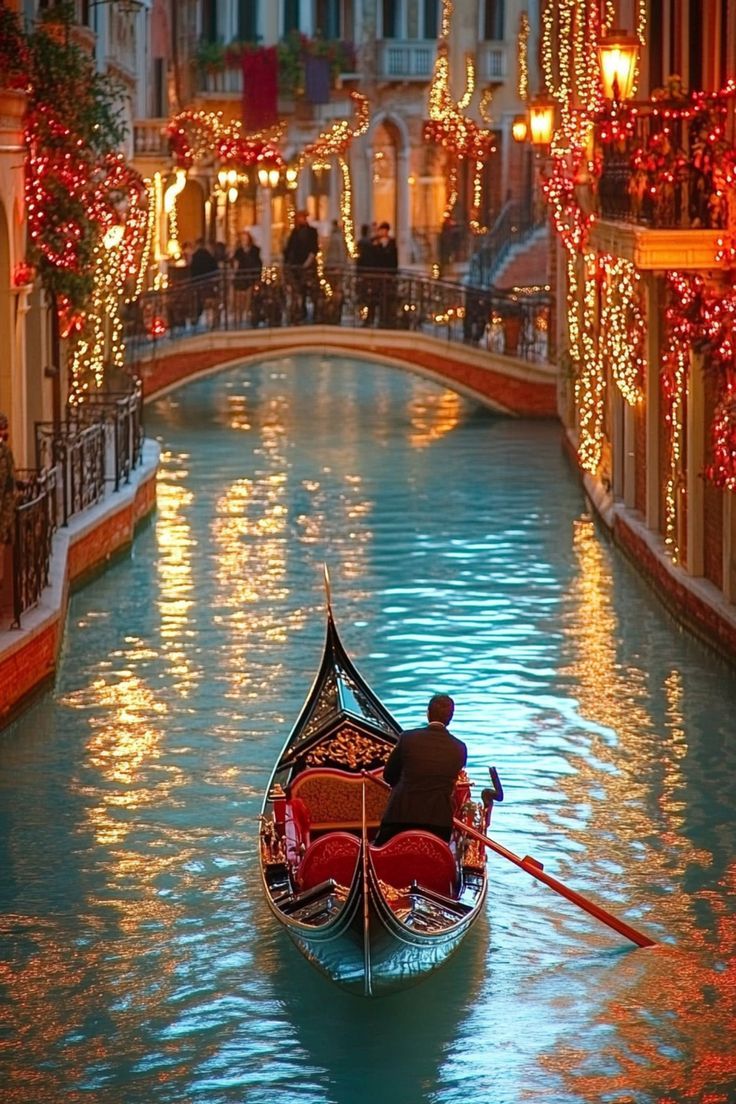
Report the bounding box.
[408,388,461,448]
[544,864,736,1101]
[557,516,707,900]
[547,515,729,1099]
[155,452,198,695]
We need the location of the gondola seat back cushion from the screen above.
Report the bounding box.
[370,832,458,898]
[297,832,361,891]
[289,768,388,831]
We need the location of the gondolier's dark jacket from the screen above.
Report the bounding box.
[380,723,467,830]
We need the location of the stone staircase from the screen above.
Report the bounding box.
[492,225,551,290]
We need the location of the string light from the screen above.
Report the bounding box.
[517,12,530,103]
[600,256,645,405]
[425,1,494,231]
[337,156,357,259]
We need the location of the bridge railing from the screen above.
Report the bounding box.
[124,266,554,367]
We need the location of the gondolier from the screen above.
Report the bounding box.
[374,694,467,845]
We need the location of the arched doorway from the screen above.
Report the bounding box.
[372,118,399,231]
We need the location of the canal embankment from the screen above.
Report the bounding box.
[0,440,159,727]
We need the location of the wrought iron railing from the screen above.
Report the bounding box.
[124,266,553,366]
[596,101,736,229]
[8,386,145,627]
[66,382,144,492]
[35,422,106,528]
[11,467,58,629]
[468,201,538,288]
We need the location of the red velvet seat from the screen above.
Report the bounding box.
[297,831,361,891]
[370,831,458,898]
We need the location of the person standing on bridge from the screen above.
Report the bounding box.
[283,209,319,322]
[372,221,398,328]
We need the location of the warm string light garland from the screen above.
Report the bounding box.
[601,256,645,405]
[517,13,530,103]
[661,273,693,560]
[424,0,494,232]
[296,92,369,252]
[24,99,149,396]
[575,253,606,474]
[708,380,736,491]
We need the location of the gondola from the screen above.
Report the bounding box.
[259,576,499,996]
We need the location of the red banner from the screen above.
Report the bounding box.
[242,48,278,132]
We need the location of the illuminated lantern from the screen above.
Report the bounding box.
[597,29,639,103]
[512,115,528,144]
[529,95,555,147]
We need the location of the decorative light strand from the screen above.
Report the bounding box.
[601,256,645,405]
[517,12,530,103]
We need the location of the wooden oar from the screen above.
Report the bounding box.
[456,817,656,948]
[361,770,655,948]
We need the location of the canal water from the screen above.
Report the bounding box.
[1,355,734,1104]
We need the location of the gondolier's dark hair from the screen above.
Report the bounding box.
[428,694,454,724]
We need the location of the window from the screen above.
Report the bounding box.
[238,0,258,42]
[423,0,438,39]
[283,0,300,36]
[382,0,400,39]
[202,0,218,43]
[316,0,341,39]
[483,0,504,42]
[153,58,166,117]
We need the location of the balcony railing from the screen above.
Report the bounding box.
[478,42,507,82]
[596,100,736,230]
[376,40,436,80]
[133,119,169,158]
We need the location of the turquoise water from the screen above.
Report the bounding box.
[1,354,734,1103]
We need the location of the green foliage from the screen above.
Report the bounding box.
[19,4,132,311]
[29,4,127,153]
[195,39,226,75]
[0,5,29,90]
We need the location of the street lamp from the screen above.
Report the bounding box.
[258,164,281,189]
[511,115,528,144]
[529,95,556,148]
[597,28,639,103]
[256,163,281,264]
[512,115,533,225]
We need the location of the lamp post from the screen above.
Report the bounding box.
[512,114,533,225]
[257,162,281,264]
[596,29,640,221]
[217,166,239,252]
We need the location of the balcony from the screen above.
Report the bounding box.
[591,99,735,270]
[477,42,507,82]
[133,118,169,159]
[376,40,437,81]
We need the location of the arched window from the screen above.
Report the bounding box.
[483,0,504,41]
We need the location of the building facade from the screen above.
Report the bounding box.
[547,0,736,635]
[130,0,539,269]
